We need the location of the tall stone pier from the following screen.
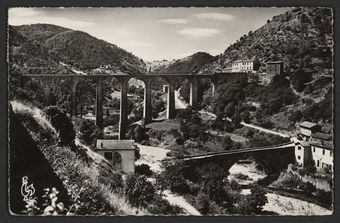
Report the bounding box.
[119,78,128,139]
[70,77,79,117]
[95,78,103,129]
[143,79,152,124]
[190,76,199,109]
[42,78,53,107]
[167,79,175,119]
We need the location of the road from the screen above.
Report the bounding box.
[240,121,290,138]
[199,109,290,138]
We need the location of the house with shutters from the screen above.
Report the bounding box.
[294,121,333,172]
[95,139,136,174]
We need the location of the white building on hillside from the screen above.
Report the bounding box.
[95,139,136,174]
[231,59,260,73]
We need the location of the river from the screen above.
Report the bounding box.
[228,161,332,215]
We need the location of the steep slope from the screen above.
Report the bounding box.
[152,52,214,74]
[146,59,176,73]
[198,7,333,130]
[200,7,332,74]
[11,24,147,73]
[10,101,146,215]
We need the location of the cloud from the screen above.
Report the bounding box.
[194,12,235,21]
[8,8,95,29]
[159,18,188,24]
[8,8,42,17]
[178,28,222,38]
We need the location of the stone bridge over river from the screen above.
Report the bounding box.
[22,72,245,139]
[180,142,296,175]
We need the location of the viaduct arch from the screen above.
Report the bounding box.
[21,72,245,139]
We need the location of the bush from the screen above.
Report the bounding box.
[315,189,333,207]
[126,125,148,143]
[147,195,182,215]
[77,119,103,147]
[196,192,210,215]
[236,184,267,215]
[124,174,155,208]
[103,115,119,127]
[44,106,75,146]
[135,164,153,176]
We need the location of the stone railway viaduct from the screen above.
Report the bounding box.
[22,72,245,139]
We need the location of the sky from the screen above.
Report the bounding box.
[8,7,291,61]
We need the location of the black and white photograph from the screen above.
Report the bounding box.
[7,7,334,216]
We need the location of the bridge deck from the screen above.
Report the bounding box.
[22,72,245,78]
[182,142,295,161]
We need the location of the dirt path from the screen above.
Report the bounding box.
[163,190,201,215]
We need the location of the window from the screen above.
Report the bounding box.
[330,151,333,156]
[323,149,325,155]
[297,155,301,160]
[317,160,320,167]
[101,142,103,148]
[313,147,315,152]
[104,152,112,160]
[298,146,302,150]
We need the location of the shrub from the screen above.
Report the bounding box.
[124,174,155,208]
[44,106,75,146]
[135,164,153,176]
[77,119,103,147]
[147,195,182,215]
[196,192,210,215]
[127,125,148,143]
[103,115,119,127]
[315,189,333,207]
[237,184,267,215]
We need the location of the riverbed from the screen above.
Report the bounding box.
[228,161,332,215]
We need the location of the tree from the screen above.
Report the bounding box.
[44,106,75,146]
[237,184,267,215]
[221,136,233,150]
[127,125,148,143]
[77,119,103,147]
[196,192,210,215]
[135,164,153,176]
[196,163,230,205]
[124,174,155,208]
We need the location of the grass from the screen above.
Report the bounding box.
[11,100,148,215]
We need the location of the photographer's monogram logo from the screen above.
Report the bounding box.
[21,176,35,201]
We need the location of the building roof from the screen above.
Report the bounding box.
[299,121,318,129]
[266,61,283,64]
[96,139,135,150]
[311,132,332,141]
[295,140,311,147]
[233,59,255,63]
[309,141,333,150]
